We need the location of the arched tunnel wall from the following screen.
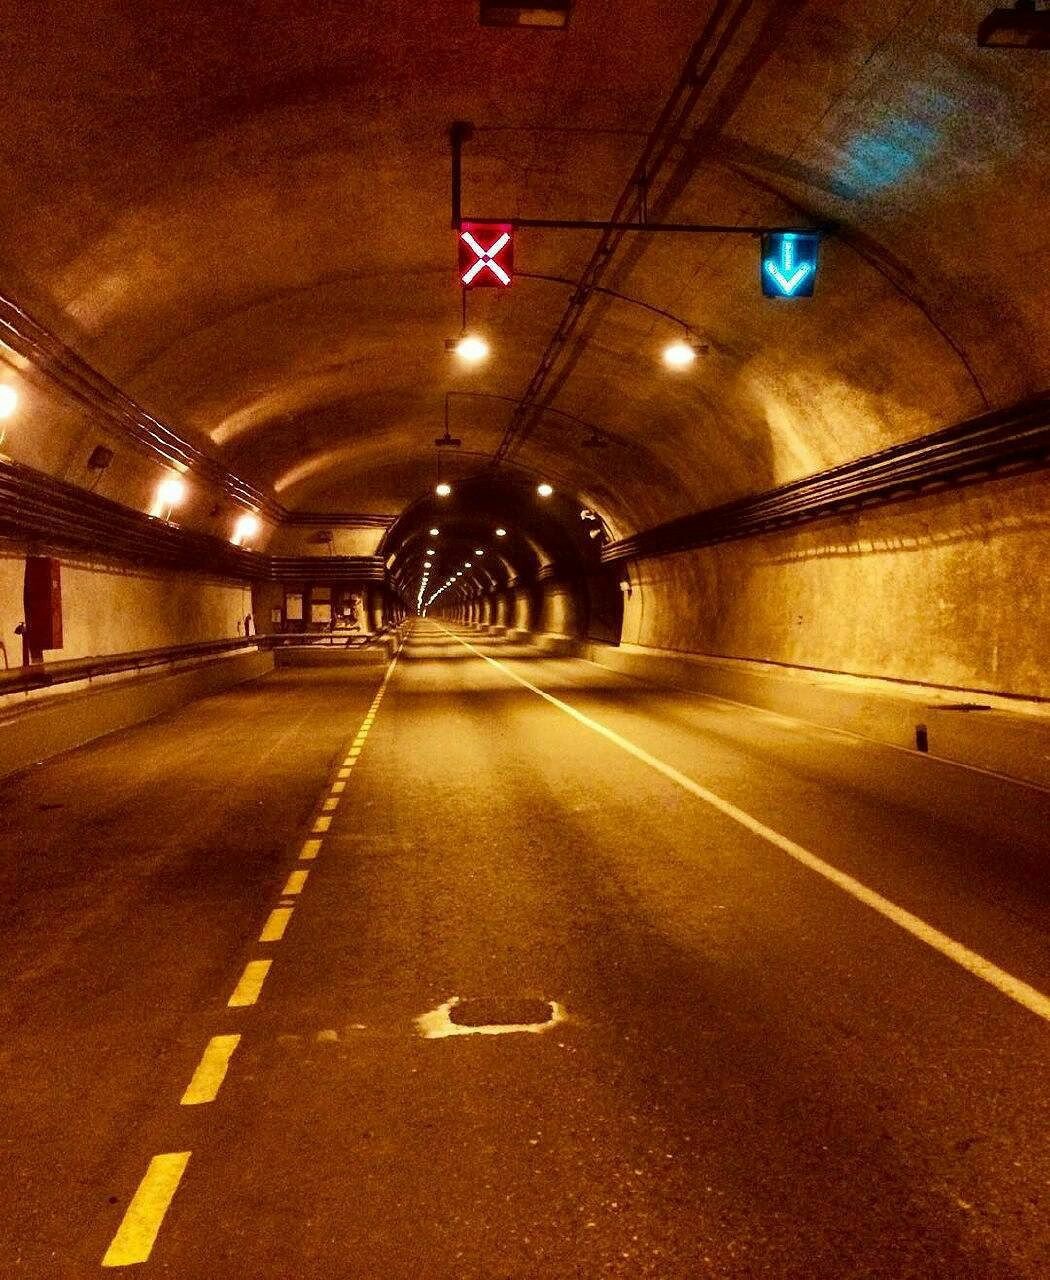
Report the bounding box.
[441,468,1047,703]
[0,541,253,665]
[621,471,1049,700]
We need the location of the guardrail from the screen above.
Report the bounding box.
[0,637,258,698]
[261,630,385,649]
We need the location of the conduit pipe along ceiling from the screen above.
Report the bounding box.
[0,5,1043,565]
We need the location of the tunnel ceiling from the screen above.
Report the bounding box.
[0,2,1046,539]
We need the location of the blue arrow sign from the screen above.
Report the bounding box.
[761,232,819,298]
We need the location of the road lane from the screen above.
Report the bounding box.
[440,625,1050,1013]
[141,623,1048,1277]
[3,623,1048,1276]
[0,665,387,1275]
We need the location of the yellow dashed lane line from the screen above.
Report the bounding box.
[180,1035,241,1106]
[227,959,272,1008]
[101,649,401,1268]
[102,1152,191,1267]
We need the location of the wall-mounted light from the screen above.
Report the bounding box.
[537,482,553,497]
[153,473,187,520]
[0,383,18,452]
[231,512,261,547]
[0,384,19,419]
[435,482,452,497]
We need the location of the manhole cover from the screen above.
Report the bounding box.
[451,998,555,1028]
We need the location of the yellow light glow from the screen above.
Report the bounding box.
[662,339,696,369]
[474,548,484,555]
[0,385,18,419]
[153,474,187,516]
[435,482,452,497]
[495,527,507,537]
[429,527,439,536]
[464,561,472,568]
[537,482,553,497]
[232,512,261,546]
[454,333,489,364]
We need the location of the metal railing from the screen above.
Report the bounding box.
[0,637,257,698]
[261,629,387,649]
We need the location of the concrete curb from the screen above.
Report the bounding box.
[0,649,274,783]
[579,641,1050,791]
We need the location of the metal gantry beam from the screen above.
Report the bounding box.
[452,0,800,466]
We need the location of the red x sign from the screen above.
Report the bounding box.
[458,222,513,288]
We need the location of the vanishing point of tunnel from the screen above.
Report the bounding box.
[1,3,1048,1277]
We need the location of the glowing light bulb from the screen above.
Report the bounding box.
[495,527,507,537]
[464,562,472,568]
[232,512,261,546]
[662,339,696,369]
[474,548,484,556]
[453,334,489,364]
[435,482,452,497]
[154,474,187,516]
[537,482,553,497]
[0,385,18,419]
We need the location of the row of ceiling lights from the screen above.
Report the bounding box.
[416,526,510,613]
[450,332,699,370]
[434,480,552,498]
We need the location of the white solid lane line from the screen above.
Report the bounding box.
[441,627,1050,1024]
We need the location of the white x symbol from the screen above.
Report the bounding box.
[461,230,511,285]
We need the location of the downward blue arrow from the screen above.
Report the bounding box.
[764,237,813,296]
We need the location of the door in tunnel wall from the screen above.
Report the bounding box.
[583,569,625,645]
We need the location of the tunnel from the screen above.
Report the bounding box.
[1,3,1048,1276]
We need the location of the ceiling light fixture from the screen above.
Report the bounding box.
[537,482,553,497]
[662,339,697,369]
[429,527,440,536]
[435,482,452,497]
[452,333,490,364]
[495,527,507,537]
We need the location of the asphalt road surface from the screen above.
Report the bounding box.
[2,621,1048,1277]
